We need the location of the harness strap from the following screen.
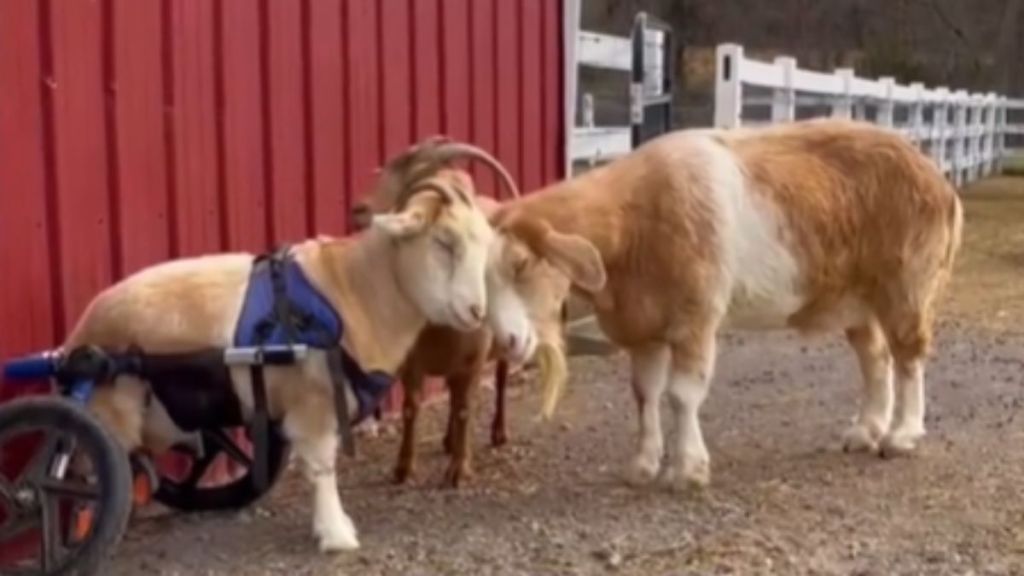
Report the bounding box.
[249,246,293,490]
[250,363,271,492]
[326,347,356,457]
[268,246,300,341]
[250,246,359,462]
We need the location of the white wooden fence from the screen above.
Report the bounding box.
[562,2,674,172]
[714,43,1024,187]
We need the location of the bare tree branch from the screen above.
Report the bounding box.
[922,0,972,48]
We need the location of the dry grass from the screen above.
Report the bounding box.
[944,175,1024,334]
[1002,154,1024,177]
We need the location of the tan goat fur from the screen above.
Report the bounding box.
[484,118,963,490]
[62,175,496,553]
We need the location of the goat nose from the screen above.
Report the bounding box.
[505,334,517,351]
[469,304,483,322]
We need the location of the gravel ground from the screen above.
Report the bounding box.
[107,320,1024,576]
[100,178,1024,575]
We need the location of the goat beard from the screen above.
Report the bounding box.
[534,340,569,420]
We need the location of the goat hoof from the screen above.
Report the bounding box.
[659,460,710,492]
[316,519,360,552]
[442,463,473,488]
[624,456,660,487]
[393,466,415,484]
[841,424,881,454]
[318,533,360,553]
[878,428,924,459]
[491,429,508,447]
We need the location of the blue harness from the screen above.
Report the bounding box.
[235,246,394,459]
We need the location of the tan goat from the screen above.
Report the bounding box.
[400,119,963,491]
[63,173,496,552]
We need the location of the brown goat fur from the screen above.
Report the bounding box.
[353,190,575,487]
[486,118,962,489]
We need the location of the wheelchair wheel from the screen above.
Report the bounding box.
[0,396,133,576]
[153,424,288,512]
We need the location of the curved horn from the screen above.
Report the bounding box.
[404,179,460,207]
[378,135,453,180]
[418,142,520,201]
[370,136,454,211]
[366,137,521,224]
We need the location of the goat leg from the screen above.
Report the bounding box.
[443,382,457,455]
[490,360,509,447]
[443,369,479,488]
[394,364,425,484]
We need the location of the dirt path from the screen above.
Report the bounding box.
[107,179,1024,576]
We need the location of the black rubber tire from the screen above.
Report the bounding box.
[152,424,288,512]
[0,396,133,576]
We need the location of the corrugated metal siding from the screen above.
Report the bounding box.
[0,0,564,404]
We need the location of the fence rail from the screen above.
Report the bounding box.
[563,4,674,169]
[714,43,1024,187]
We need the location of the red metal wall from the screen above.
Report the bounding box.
[0,0,565,402]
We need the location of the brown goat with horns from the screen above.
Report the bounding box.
[356,142,574,487]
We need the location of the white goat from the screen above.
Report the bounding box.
[63,173,496,552]
[474,118,962,490]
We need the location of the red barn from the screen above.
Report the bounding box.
[0,0,567,405]
[0,0,574,563]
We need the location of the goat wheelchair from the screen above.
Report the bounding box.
[0,343,302,576]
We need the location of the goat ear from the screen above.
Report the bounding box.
[371,212,424,237]
[539,231,606,293]
[371,193,443,238]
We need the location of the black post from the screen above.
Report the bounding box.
[630,12,675,148]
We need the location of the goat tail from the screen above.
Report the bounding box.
[535,341,569,420]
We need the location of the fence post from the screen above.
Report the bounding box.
[996,96,1007,173]
[975,94,984,180]
[952,89,968,187]
[934,87,950,175]
[877,77,895,127]
[771,56,796,123]
[991,94,999,176]
[969,94,981,182]
[714,44,743,128]
[983,93,996,176]
[563,0,581,176]
[909,82,925,147]
[831,68,854,119]
[630,12,647,142]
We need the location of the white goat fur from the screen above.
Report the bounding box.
[63,179,495,552]
[485,119,963,490]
